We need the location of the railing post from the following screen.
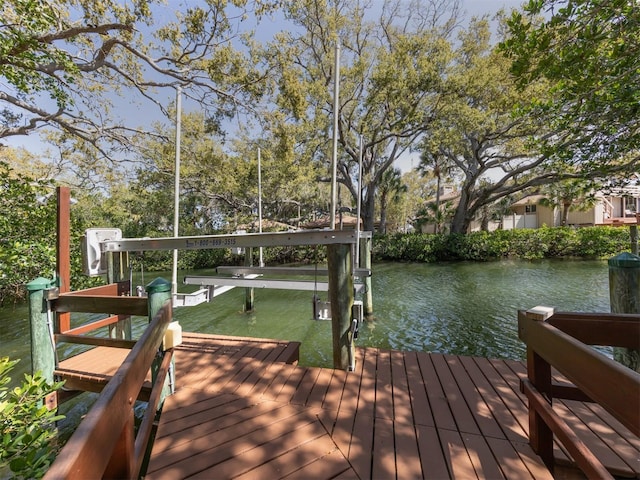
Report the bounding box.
[146,278,172,402]
[56,186,71,334]
[26,277,56,384]
[245,247,254,312]
[524,306,555,473]
[359,235,373,318]
[327,243,354,370]
[608,252,640,372]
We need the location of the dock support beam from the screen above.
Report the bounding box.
[608,252,640,372]
[26,277,56,384]
[245,247,254,312]
[359,236,373,318]
[327,243,354,370]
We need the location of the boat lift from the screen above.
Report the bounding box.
[82,228,373,370]
[82,228,371,307]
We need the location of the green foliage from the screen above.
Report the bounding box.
[501,0,639,177]
[133,244,326,273]
[0,162,56,303]
[261,0,460,232]
[372,227,631,263]
[0,358,65,479]
[0,162,101,305]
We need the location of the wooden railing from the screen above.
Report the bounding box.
[518,308,640,479]
[54,281,144,341]
[44,299,173,479]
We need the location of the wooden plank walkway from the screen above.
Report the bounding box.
[55,333,299,395]
[138,335,640,480]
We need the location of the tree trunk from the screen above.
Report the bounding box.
[362,192,376,233]
[481,211,489,231]
[450,190,473,234]
[562,202,571,226]
[379,192,388,234]
[435,176,441,234]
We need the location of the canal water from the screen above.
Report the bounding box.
[0,259,612,378]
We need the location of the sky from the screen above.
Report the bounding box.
[5,0,530,168]
[463,0,527,17]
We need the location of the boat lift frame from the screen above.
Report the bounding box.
[89,228,372,370]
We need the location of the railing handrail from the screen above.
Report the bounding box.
[547,311,640,349]
[51,280,144,336]
[44,300,173,479]
[53,294,148,317]
[518,308,640,478]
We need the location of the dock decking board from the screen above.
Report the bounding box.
[56,333,639,479]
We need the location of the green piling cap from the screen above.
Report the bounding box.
[26,277,55,291]
[146,277,171,294]
[608,252,640,268]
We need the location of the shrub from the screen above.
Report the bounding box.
[0,358,65,479]
[372,226,634,263]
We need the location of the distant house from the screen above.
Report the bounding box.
[418,185,506,233]
[418,185,461,234]
[237,219,297,232]
[503,187,640,230]
[597,186,640,225]
[300,213,363,231]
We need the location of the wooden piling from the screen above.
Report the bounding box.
[359,236,373,317]
[26,277,56,383]
[245,247,254,312]
[146,278,173,401]
[327,243,354,370]
[608,252,640,372]
[631,225,638,256]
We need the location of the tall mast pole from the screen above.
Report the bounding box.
[258,147,264,267]
[355,135,363,266]
[330,42,340,230]
[171,86,182,297]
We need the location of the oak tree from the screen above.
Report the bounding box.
[257,0,461,231]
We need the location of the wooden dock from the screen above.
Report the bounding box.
[115,334,639,479]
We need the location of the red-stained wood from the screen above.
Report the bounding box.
[61,314,121,336]
[548,312,640,349]
[45,301,172,479]
[56,186,71,333]
[65,281,130,297]
[50,330,638,480]
[417,351,458,431]
[144,343,637,480]
[522,379,614,479]
[432,353,481,436]
[55,333,136,349]
[54,294,148,316]
[519,311,640,436]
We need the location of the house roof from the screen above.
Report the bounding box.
[609,185,640,198]
[301,214,362,229]
[237,219,296,232]
[510,195,547,207]
[424,191,460,207]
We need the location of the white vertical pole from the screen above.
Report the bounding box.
[258,147,264,267]
[330,42,340,230]
[355,135,363,266]
[172,86,182,297]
